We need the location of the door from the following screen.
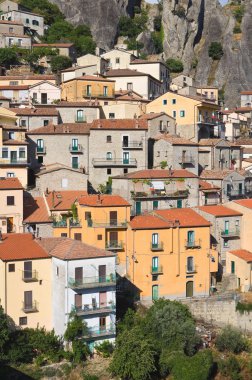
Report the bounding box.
[152,285,159,301]
[152,257,158,272]
[10,151,17,163]
[99,317,106,331]
[72,156,78,169]
[76,110,83,122]
[37,139,44,153]
[231,261,235,274]
[99,265,106,283]
[123,151,129,165]
[153,200,158,210]
[177,199,182,208]
[24,261,32,280]
[187,231,195,247]
[152,233,159,249]
[41,93,47,104]
[7,217,13,233]
[224,221,229,235]
[226,183,231,196]
[99,291,107,308]
[123,136,128,148]
[136,201,141,215]
[186,281,193,297]
[110,231,118,247]
[239,183,243,195]
[72,139,78,151]
[110,211,117,226]
[74,294,82,310]
[75,267,83,285]
[24,290,32,309]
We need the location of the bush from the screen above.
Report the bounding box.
[0,48,19,68]
[236,301,252,314]
[151,31,163,54]
[82,374,99,380]
[95,340,114,358]
[154,16,162,32]
[173,5,186,18]
[215,326,248,354]
[50,55,72,73]
[233,24,242,33]
[208,41,224,60]
[166,58,184,73]
[218,356,241,380]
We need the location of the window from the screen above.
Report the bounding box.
[9,131,14,140]
[26,18,29,24]
[106,152,112,160]
[87,85,91,96]
[152,257,159,272]
[231,260,235,274]
[106,135,112,143]
[180,110,185,117]
[32,20,39,26]
[21,119,26,127]
[24,290,33,309]
[97,234,102,240]
[8,38,13,46]
[152,233,159,248]
[19,148,25,159]
[7,196,14,206]
[17,39,22,47]
[71,138,78,151]
[76,109,83,122]
[2,148,8,158]
[23,261,32,280]
[107,168,111,175]
[85,212,91,220]
[172,111,176,118]
[19,317,27,326]
[8,263,15,272]
[103,86,108,96]
[109,113,115,119]
[9,27,13,33]
[116,57,120,64]
[152,285,159,300]
[159,120,164,131]
[172,99,176,104]
[7,172,15,178]
[72,157,78,169]
[37,139,44,153]
[32,93,37,101]
[187,257,194,272]
[235,220,240,227]
[104,101,108,105]
[127,82,133,91]
[177,199,182,208]
[10,81,18,86]
[223,240,228,248]
[61,233,67,237]
[124,168,128,174]
[43,120,49,126]
[56,266,59,276]
[74,233,82,241]
[187,231,195,246]
[37,156,43,164]
[163,99,167,105]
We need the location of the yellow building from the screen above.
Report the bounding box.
[0,177,23,233]
[127,208,218,301]
[146,91,220,142]
[0,233,52,329]
[61,75,115,102]
[226,249,252,292]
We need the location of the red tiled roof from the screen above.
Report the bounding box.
[55,101,100,107]
[199,180,220,192]
[67,75,115,83]
[0,177,23,190]
[0,85,29,90]
[130,59,164,65]
[130,214,170,229]
[235,139,252,145]
[33,43,74,48]
[45,190,88,211]
[105,69,161,82]
[37,237,115,260]
[27,123,90,135]
[3,139,28,145]
[139,112,167,120]
[198,205,242,217]
[229,249,252,263]
[0,20,23,25]
[0,233,50,261]
[240,91,252,95]
[78,194,130,207]
[23,196,51,223]
[11,107,59,116]
[234,199,252,209]
[0,75,55,80]
[200,170,244,180]
[119,169,197,179]
[90,119,148,130]
[155,134,198,146]
[198,139,237,147]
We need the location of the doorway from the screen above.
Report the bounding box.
[99,265,106,282]
[10,151,17,163]
[123,136,129,148]
[110,211,117,226]
[41,93,47,104]
[7,217,14,233]
[186,281,193,297]
[99,291,107,308]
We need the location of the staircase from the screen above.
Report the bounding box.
[215,274,237,294]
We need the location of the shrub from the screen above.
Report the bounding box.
[166,58,184,73]
[82,373,99,380]
[208,42,224,60]
[151,31,163,54]
[154,16,162,32]
[95,340,114,358]
[236,301,252,314]
[50,55,72,73]
[215,326,248,353]
[233,24,241,34]
[160,160,168,169]
[218,356,241,380]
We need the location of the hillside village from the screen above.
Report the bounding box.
[1,0,252,379]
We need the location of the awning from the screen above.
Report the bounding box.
[152,181,165,190]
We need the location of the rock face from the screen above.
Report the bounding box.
[50,0,140,50]
[162,0,252,107]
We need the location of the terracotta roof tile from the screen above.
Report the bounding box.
[0,177,23,189]
[37,237,115,260]
[36,163,85,175]
[78,194,130,207]
[198,138,236,147]
[199,180,220,191]
[155,134,198,146]
[200,170,244,180]
[234,199,252,209]
[105,69,161,82]
[90,119,148,130]
[240,91,252,95]
[3,139,28,145]
[33,43,74,48]
[235,139,252,145]
[130,214,169,229]
[139,112,168,120]
[0,75,55,80]
[67,75,114,83]
[23,195,51,223]
[229,249,252,263]
[0,233,50,261]
[116,169,197,179]
[27,123,90,135]
[45,190,88,211]
[198,205,242,217]
[56,101,100,107]
[0,20,23,25]
[12,107,59,116]
[0,85,29,90]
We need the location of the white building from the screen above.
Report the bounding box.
[1,9,44,37]
[38,237,116,351]
[29,81,61,105]
[101,48,136,70]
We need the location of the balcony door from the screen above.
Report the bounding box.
[41,93,47,104]
[76,110,83,122]
[110,211,117,226]
[99,265,106,282]
[75,294,82,309]
[123,151,129,164]
[110,231,118,246]
[224,221,229,235]
[10,151,17,163]
[239,183,243,195]
[24,261,32,280]
[99,291,107,307]
[187,231,195,245]
[72,139,78,151]
[99,316,106,331]
[152,233,159,249]
[152,257,158,272]
[75,267,83,284]
[24,290,32,309]
[187,257,194,272]
[122,136,128,148]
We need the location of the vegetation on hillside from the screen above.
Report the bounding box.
[208,42,224,60]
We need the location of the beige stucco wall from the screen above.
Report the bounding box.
[226,252,252,292]
[0,188,23,233]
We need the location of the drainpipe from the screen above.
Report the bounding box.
[171,227,173,253]
[191,103,202,142]
[132,229,135,284]
[176,225,180,277]
[4,261,7,314]
[66,260,69,323]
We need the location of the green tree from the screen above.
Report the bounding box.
[215,325,248,354]
[0,48,19,68]
[73,36,96,56]
[19,0,65,25]
[64,312,89,363]
[44,20,74,43]
[166,58,184,73]
[0,306,11,362]
[208,41,224,60]
[50,55,72,73]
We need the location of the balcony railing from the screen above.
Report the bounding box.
[186,265,198,274]
[131,190,189,200]
[92,158,137,167]
[221,228,240,237]
[151,265,163,274]
[69,218,81,227]
[53,220,67,228]
[85,324,116,338]
[0,158,28,165]
[179,156,195,165]
[73,302,115,316]
[22,270,38,282]
[204,198,220,205]
[36,146,46,154]
[122,141,143,149]
[83,90,115,98]
[22,301,38,313]
[224,190,245,198]
[87,219,127,228]
[105,240,124,250]
[197,117,218,125]
[69,144,83,153]
[150,242,164,251]
[185,239,201,249]
[68,274,116,289]
[75,116,87,123]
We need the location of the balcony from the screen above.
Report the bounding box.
[69,218,81,228]
[36,146,46,154]
[197,117,218,125]
[84,324,116,339]
[151,266,163,274]
[204,198,220,205]
[22,301,38,313]
[69,144,83,153]
[92,158,137,167]
[221,228,240,238]
[179,155,195,165]
[87,219,127,228]
[185,239,201,249]
[122,141,143,150]
[0,158,28,166]
[75,116,87,123]
[224,190,245,199]
[186,265,198,274]
[131,189,189,200]
[105,240,124,250]
[150,242,164,251]
[68,274,116,290]
[74,303,115,316]
[22,270,38,282]
[83,90,115,99]
[53,220,67,228]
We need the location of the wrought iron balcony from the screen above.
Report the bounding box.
[185,239,201,249]
[22,270,38,282]
[84,324,116,339]
[151,265,163,274]
[150,242,164,251]
[87,219,127,228]
[122,141,143,149]
[131,190,189,199]
[73,302,115,316]
[68,274,116,290]
[53,220,67,228]
[186,265,198,274]
[75,116,87,123]
[221,228,240,238]
[22,301,38,313]
[69,218,81,227]
[0,158,28,165]
[179,155,195,165]
[105,240,124,250]
[69,144,83,153]
[92,158,137,167]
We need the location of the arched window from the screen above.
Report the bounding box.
[106,152,112,160]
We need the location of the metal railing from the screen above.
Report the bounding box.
[151,266,163,274]
[186,265,198,274]
[83,91,115,98]
[22,301,38,313]
[132,190,189,199]
[68,274,116,289]
[185,239,201,249]
[85,324,116,338]
[69,144,83,153]
[122,141,143,149]
[92,158,137,167]
[69,218,81,227]
[36,146,46,154]
[22,270,38,282]
[53,220,67,228]
[105,240,124,250]
[87,219,127,228]
[150,242,164,251]
[221,228,240,237]
[73,303,115,316]
[224,190,245,198]
[0,158,28,165]
[204,198,220,205]
[75,116,87,123]
[179,155,195,165]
